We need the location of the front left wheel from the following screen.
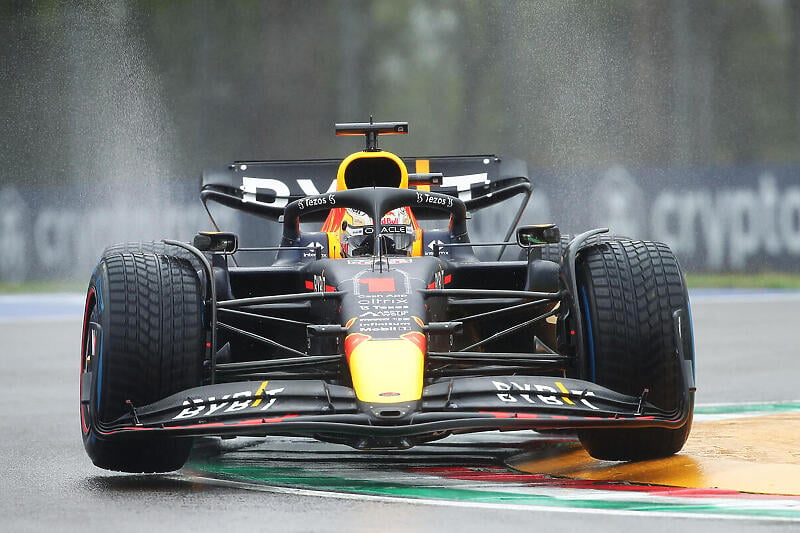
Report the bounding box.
[574,240,694,461]
[80,251,206,472]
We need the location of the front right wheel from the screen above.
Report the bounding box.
[575,239,694,461]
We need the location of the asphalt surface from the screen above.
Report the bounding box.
[690,290,800,404]
[2,292,799,532]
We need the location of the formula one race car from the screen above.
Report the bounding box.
[80,121,695,473]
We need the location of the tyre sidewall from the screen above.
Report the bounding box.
[81,260,110,454]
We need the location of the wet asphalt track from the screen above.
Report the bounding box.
[2,291,799,532]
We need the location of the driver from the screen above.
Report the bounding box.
[340,207,415,257]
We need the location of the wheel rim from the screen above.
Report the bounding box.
[79,289,97,435]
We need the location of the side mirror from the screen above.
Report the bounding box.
[193,231,238,253]
[516,224,560,248]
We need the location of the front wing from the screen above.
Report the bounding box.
[93,371,693,440]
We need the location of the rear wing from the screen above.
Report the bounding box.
[200,155,531,223]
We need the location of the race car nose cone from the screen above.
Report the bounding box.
[346,337,425,403]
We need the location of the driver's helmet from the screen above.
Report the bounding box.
[340,207,415,257]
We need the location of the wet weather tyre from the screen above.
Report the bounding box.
[575,240,694,461]
[518,234,571,262]
[102,241,205,273]
[103,241,171,256]
[80,252,205,472]
[538,234,571,262]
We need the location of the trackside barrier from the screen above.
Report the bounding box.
[2,164,799,282]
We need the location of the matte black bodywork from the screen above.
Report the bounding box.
[88,155,695,450]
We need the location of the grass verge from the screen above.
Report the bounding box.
[685,272,800,289]
[0,280,85,294]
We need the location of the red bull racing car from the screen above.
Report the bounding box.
[79,121,695,472]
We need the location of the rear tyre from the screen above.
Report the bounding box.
[518,234,571,262]
[103,241,171,256]
[80,252,205,472]
[575,240,694,461]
